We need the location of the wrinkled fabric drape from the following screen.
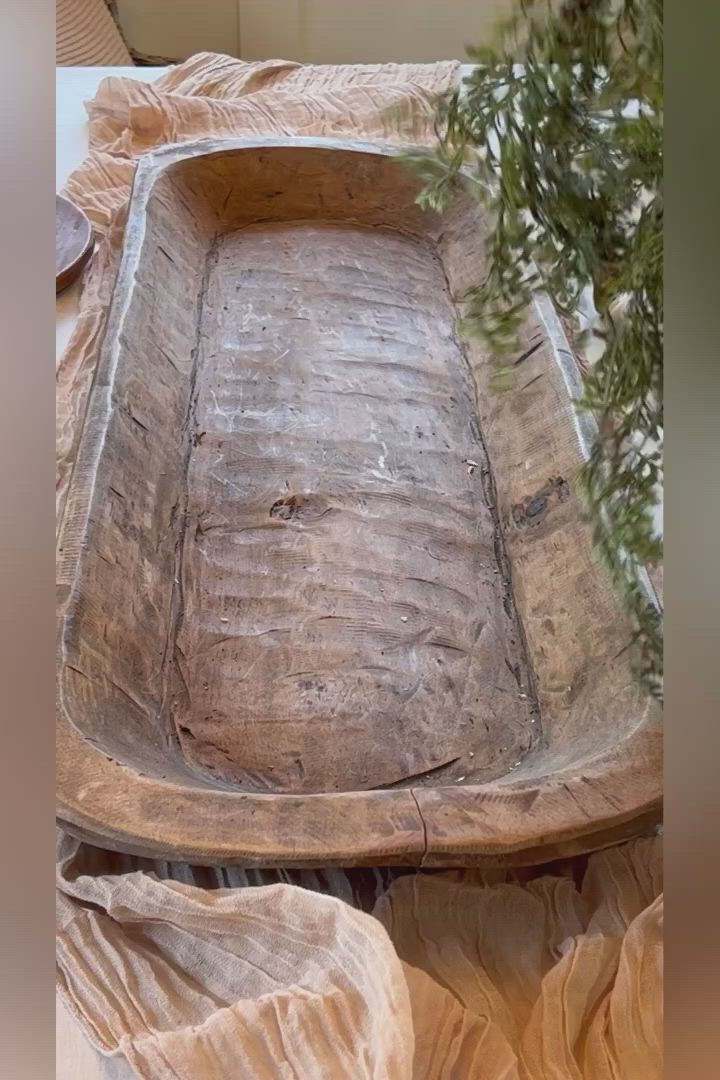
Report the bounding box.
[57,832,661,1078]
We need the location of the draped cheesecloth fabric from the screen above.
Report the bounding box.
[56,55,663,1079]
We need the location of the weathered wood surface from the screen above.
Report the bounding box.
[56,138,661,866]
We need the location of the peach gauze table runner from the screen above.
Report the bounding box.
[56,54,663,1079]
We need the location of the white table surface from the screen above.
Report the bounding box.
[56,67,166,189]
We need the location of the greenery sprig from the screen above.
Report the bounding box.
[403,0,663,698]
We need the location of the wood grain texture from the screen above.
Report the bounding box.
[176,222,534,793]
[56,138,661,867]
[56,195,93,294]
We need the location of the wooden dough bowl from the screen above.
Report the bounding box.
[57,138,662,867]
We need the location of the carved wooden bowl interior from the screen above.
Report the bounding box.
[57,138,661,866]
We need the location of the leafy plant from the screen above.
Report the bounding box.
[404,0,663,698]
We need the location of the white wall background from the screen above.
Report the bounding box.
[115,0,514,63]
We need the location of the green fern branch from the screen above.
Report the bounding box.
[403,0,663,698]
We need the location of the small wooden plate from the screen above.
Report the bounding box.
[56,195,93,294]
